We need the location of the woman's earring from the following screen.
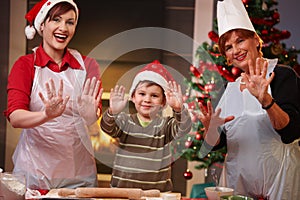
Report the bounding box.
[227,59,233,66]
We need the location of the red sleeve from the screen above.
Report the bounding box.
[4,54,35,120]
[82,55,103,113]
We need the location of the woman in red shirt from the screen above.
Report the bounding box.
[5,0,102,190]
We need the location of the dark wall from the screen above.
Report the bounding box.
[0,0,9,170]
[277,0,300,62]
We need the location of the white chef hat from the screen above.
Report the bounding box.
[217,0,255,38]
[24,0,79,40]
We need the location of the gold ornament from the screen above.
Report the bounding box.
[271,43,283,55]
[213,44,219,52]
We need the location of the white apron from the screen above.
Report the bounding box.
[13,48,97,190]
[218,59,300,200]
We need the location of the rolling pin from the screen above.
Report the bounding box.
[58,187,160,199]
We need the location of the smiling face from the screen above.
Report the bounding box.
[224,31,260,73]
[219,29,262,73]
[40,5,77,56]
[131,82,166,122]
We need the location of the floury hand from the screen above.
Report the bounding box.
[78,77,103,125]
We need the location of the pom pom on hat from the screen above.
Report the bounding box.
[24,0,79,40]
[217,0,255,38]
[129,60,175,98]
[25,25,37,40]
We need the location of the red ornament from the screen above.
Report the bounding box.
[272,11,280,20]
[261,29,268,35]
[281,30,291,39]
[190,65,201,78]
[185,140,193,148]
[195,133,202,140]
[204,83,215,92]
[183,169,193,180]
[208,31,219,43]
[231,67,242,76]
[242,0,250,4]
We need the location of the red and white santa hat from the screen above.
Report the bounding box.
[129,60,175,98]
[24,0,79,40]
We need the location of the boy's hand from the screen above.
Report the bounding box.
[166,81,183,112]
[109,85,128,115]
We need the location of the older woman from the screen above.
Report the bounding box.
[199,0,300,199]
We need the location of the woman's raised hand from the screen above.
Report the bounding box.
[77,77,103,125]
[241,58,275,103]
[198,101,234,146]
[39,78,70,119]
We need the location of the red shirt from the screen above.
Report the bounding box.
[5,45,102,119]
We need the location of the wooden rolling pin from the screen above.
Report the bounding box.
[58,187,160,199]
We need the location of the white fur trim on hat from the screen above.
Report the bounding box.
[129,71,169,98]
[217,0,255,38]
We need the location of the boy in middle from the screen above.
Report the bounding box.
[100,60,192,192]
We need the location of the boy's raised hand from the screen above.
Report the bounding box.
[166,81,183,112]
[109,85,128,115]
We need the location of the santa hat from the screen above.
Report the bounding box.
[217,0,255,38]
[25,0,79,40]
[129,60,175,98]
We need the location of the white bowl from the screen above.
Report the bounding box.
[205,186,234,200]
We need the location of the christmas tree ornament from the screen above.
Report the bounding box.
[242,0,250,4]
[204,83,215,92]
[261,29,268,35]
[184,141,192,148]
[231,67,242,76]
[212,44,219,52]
[190,65,201,78]
[208,31,219,43]
[281,30,291,39]
[271,43,283,55]
[272,10,280,21]
[183,169,193,180]
[195,133,202,140]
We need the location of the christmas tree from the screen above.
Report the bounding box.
[174,0,300,171]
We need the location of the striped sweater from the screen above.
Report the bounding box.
[100,108,192,192]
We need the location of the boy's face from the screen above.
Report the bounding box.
[132,83,165,121]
